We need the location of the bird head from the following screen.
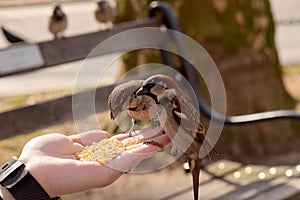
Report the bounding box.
[97,0,110,12]
[136,76,172,104]
[53,4,65,20]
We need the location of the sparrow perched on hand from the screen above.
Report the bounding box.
[135,74,211,200]
[108,79,157,134]
[94,0,116,29]
[48,4,67,39]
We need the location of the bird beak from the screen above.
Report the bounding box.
[136,82,156,96]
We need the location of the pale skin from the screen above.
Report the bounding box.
[0,127,170,199]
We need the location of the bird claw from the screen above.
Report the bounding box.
[143,140,163,148]
[128,130,137,137]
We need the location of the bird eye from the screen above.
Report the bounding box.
[155,81,168,90]
[158,83,168,90]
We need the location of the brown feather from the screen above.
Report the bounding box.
[137,74,211,200]
[109,74,213,200]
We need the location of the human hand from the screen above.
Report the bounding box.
[18,127,170,198]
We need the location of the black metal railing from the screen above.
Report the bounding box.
[149,1,300,124]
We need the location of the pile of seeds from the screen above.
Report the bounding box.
[75,138,141,164]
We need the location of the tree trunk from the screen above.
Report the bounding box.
[116,0,300,164]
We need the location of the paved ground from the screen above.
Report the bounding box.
[65,159,300,200]
[0,0,299,96]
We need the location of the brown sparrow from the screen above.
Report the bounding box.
[135,74,211,200]
[48,4,67,39]
[94,0,116,29]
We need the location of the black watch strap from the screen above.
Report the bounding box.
[0,157,59,200]
[8,168,51,200]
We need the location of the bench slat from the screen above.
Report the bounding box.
[0,18,162,77]
[0,85,113,140]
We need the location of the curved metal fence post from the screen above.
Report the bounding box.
[148,1,300,124]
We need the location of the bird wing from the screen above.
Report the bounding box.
[170,91,202,135]
[165,90,210,152]
[108,80,144,119]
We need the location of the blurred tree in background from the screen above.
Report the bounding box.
[115,0,300,163]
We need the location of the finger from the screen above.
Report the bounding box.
[104,150,152,172]
[72,142,85,153]
[69,130,110,146]
[132,134,171,153]
[110,126,163,142]
[128,126,164,138]
[138,127,164,140]
[121,127,164,144]
[105,134,171,172]
[110,133,130,141]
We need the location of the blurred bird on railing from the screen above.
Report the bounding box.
[94,0,116,29]
[48,3,67,39]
